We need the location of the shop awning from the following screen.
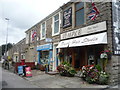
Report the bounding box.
[57,32,107,48]
[69,32,107,47]
[56,40,70,48]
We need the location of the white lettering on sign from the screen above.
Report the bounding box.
[61,21,107,40]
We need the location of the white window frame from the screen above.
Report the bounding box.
[52,12,61,36]
[26,33,29,44]
[40,22,46,40]
[30,30,33,43]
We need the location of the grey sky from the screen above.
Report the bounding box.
[0,0,69,45]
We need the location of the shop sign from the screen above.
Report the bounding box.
[45,38,52,43]
[18,66,23,75]
[25,67,32,77]
[56,40,70,48]
[63,7,72,28]
[61,21,107,40]
[57,32,107,48]
[112,0,120,55]
[69,32,107,47]
[37,44,52,51]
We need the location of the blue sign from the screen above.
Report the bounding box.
[37,44,52,51]
[18,66,23,75]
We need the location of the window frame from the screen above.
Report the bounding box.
[30,30,33,43]
[75,2,85,27]
[40,21,46,40]
[26,33,29,44]
[52,12,60,36]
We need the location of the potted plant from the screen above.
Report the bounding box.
[98,71,109,85]
[80,65,109,85]
[57,61,76,77]
[100,50,112,71]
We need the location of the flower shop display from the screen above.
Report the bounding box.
[57,61,77,77]
[80,65,109,84]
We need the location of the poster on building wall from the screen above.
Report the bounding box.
[63,7,72,28]
[112,0,120,55]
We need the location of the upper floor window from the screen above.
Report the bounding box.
[41,22,46,39]
[26,33,29,44]
[52,13,60,36]
[75,2,84,27]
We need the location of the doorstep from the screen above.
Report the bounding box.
[46,71,59,75]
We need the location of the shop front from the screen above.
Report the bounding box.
[57,32,107,69]
[37,43,53,71]
[57,21,108,70]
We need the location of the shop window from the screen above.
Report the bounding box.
[52,13,60,36]
[75,2,84,27]
[41,22,46,39]
[40,51,49,64]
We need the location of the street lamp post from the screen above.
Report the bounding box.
[5,18,9,59]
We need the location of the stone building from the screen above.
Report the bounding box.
[8,38,26,62]
[56,1,120,85]
[25,8,62,71]
[8,0,119,85]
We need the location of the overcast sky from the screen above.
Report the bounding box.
[0,0,70,46]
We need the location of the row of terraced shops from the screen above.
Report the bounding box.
[8,1,120,85]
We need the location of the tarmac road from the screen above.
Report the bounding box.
[0,66,39,89]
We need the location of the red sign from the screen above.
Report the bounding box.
[25,67,32,77]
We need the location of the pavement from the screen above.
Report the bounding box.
[23,70,109,88]
[1,63,119,89]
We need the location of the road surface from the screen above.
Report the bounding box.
[0,66,39,89]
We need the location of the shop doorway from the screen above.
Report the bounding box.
[74,47,87,69]
[53,44,59,71]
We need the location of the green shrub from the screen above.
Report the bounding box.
[98,71,109,85]
[57,61,76,77]
[95,64,102,72]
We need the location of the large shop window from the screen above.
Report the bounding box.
[53,14,60,36]
[40,51,49,64]
[41,22,46,39]
[75,2,84,27]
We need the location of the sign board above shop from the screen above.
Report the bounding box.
[57,32,107,48]
[45,38,52,43]
[37,44,52,51]
[61,21,107,40]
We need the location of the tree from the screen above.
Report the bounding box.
[2,43,13,55]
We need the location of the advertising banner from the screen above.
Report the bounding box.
[63,7,72,28]
[18,66,24,75]
[112,0,120,55]
[25,67,32,77]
